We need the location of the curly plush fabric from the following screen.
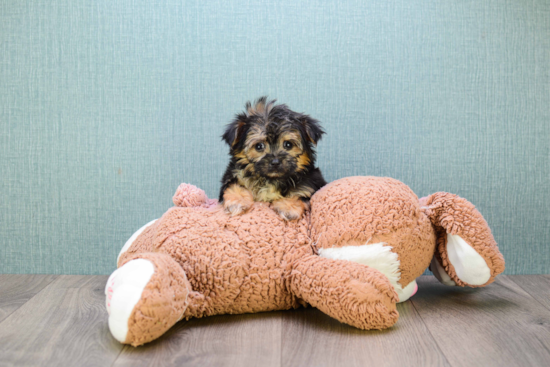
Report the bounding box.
[172,183,217,208]
[108,176,505,346]
[420,192,505,287]
[290,255,399,329]
[120,252,191,347]
[120,203,312,319]
[310,176,436,287]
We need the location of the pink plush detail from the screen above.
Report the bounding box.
[172,183,208,207]
[412,282,418,297]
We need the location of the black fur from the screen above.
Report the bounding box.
[219,97,327,203]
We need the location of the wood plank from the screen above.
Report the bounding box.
[1,274,547,367]
[113,311,282,367]
[411,275,550,367]
[281,300,450,367]
[0,275,123,367]
[509,275,550,312]
[0,274,57,323]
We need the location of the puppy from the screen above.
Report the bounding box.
[219,97,327,221]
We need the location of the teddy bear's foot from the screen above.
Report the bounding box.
[106,252,191,346]
[291,255,399,330]
[395,280,418,302]
[106,259,155,343]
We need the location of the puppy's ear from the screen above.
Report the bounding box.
[301,115,325,145]
[222,116,246,147]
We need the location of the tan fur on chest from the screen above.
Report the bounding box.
[254,184,283,202]
[236,172,283,202]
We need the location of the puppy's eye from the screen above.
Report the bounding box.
[283,141,293,150]
[255,142,265,151]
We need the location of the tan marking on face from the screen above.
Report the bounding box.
[234,151,249,165]
[245,147,267,161]
[245,125,267,145]
[296,153,311,172]
[243,126,269,161]
[273,131,304,161]
[223,184,254,216]
[278,132,303,150]
[272,196,307,221]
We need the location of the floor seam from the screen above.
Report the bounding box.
[0,275,59,326]
[507,275,550,313]
[409,293,454,367]
[109,345,126,367]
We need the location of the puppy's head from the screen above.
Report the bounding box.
[222,97,324,179]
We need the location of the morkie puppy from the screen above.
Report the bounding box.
[219,97,327,221]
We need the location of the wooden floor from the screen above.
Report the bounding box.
[0,275,549,367]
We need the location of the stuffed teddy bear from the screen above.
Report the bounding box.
[105,176,505,346]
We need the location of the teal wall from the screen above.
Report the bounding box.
[1,0,549,275]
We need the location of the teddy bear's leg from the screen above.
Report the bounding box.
[290,255,399,330]
[421,193,505,287]
[105,252,192,346]
[318,242,418,303]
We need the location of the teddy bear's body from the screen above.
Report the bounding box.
[122,202,312,318]
[106,176,504,346]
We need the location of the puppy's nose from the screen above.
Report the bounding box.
[271,158,280,166]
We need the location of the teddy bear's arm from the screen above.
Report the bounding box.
[289,255,399,330]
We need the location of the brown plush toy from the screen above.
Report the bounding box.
[105,176,505,346]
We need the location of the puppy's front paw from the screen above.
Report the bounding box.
[224,201,251,216]
[223,184,254,216]
[272,197,307,221]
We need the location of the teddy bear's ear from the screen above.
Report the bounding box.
[422,192,505,287]
[222,116,247,148]
[300,115,325,146]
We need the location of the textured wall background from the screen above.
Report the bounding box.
[1,0,549,275]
